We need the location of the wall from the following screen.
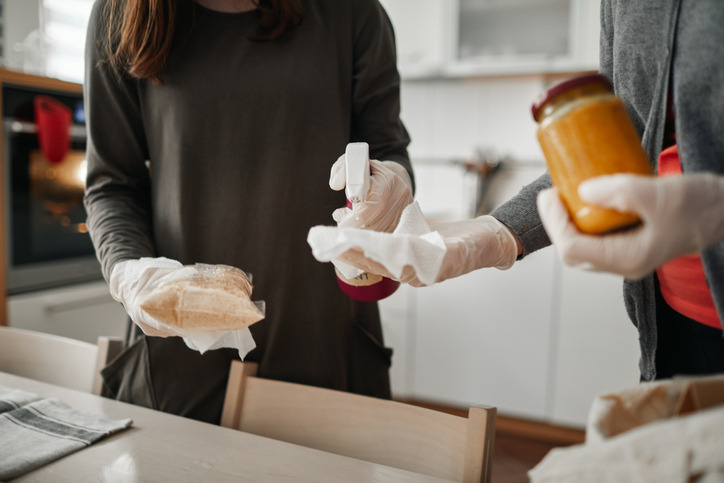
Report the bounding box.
[402,76,545,163]
[3,0,91,83]
[3,0,41,73]
[401,75,550,221]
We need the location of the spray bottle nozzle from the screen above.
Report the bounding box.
[344,142,371,204]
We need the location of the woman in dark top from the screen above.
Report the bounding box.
[84,0,413,423]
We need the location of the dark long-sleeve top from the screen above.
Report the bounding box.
[83,0,411,420]
[491,0,724,381]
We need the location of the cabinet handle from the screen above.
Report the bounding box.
[44,294,115,314]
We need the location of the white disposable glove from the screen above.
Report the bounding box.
[329,157,414,233]
[109,257,186,337]
[537,173,724,280]
[336,215,520,287]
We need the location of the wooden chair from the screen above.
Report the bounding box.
[221,361,496,482]
[0,326,123,395]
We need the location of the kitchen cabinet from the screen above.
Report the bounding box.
[409,249,557,420]
[380,0,600,80]
[380,253,642,428]
[378,284,417,398]
[7,280,128,344]
[378,0,449,79]
[548,263,640,426]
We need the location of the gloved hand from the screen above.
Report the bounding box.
[329,157,414,233]
[537,173,724,280]
[336,215,520,287]
[109,257,188,337]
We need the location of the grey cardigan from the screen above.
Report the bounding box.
[491,0,724,381]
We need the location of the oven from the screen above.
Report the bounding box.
[2,83,102,295]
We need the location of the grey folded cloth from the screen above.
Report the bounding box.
[0,385,133,480]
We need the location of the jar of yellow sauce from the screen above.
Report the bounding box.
[532,74,653,234]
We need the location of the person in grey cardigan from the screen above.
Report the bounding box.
[340,0,724,382]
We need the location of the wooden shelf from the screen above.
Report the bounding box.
[0,68,82,94]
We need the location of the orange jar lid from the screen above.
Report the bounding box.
[531,73,613,122]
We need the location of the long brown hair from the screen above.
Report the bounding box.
[103,0,303,84]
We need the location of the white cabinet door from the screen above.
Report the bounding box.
[448,0,601,76]
[405,251,639,427]
[411,248,556,420]
[379,0,450,79]
[7,280,128,343]
[383,0,600,79]
[548,262,640,426]
[378,284,416,398]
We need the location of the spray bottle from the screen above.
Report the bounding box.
[335,142,400,302]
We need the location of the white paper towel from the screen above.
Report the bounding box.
[179,325,257,359]
[307,201,447,286]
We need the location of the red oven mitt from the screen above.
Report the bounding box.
[34,95,71,164]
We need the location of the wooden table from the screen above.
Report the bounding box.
[1,372,451,482]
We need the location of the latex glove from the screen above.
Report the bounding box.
[329,157,414,233]
[537,173,724,280]
[336,215,519,287]
[109,257,187,337]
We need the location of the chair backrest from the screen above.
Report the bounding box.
[221,361,496,482]
[0,326,123,395]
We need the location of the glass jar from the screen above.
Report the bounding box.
[531,74,653,234]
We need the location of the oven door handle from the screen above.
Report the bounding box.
[4,119,87,140]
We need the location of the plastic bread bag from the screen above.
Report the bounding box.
[139,264,265,331]
[138,263,265,357]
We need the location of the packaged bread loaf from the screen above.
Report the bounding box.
[139,264,265,330]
